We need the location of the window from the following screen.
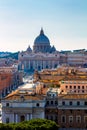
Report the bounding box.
[74,86,76,89]
[62,101,65,105]
[55,101,57,105]
[53,94,55,97]
[36,103,40,107]
[82,90,84,93]
[61,90,64,93]
[6,118,9,123]
[78,90,80,93]
[61,115,66,123]
[46,101,49,105]
[77,101,80,106]
[6,103,9,107]
[82,86,84,89]
[84,101,87,106]
[66,86,68,88]
[78,86,80,89]
[69,101,72,106]
[51,101,53,105]
[76,116,81,123]
[69,116,73,123]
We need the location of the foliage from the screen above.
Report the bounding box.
[0,118,59,130]
[0,52,19,60]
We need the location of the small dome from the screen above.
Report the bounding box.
[26,45,32,53]
[34,28,50,45]
[50,46,56,53]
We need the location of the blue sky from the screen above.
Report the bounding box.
[0,0,87,52]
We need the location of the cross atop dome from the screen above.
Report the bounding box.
[40,27,44,35]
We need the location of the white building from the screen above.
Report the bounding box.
[18,28,66,73]
[1,86,46,123]
[18,29,87,73]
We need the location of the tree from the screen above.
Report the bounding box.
[0,118,59,130]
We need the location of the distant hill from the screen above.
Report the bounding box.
[0,52,19,60]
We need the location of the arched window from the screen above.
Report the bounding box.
[78,86,80,89]
[69,116,73,123]
[74,86,76,89]
[36,103,40,107]
[82,86,84,89]
[70,86,72,89]
[76,115,81,123]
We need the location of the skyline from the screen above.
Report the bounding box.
[0,0,87,52]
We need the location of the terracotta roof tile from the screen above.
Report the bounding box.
[59,94,87,100]
[4,90,45,101]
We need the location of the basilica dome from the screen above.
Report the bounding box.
[33,28,51,53]
[34,28,50,45]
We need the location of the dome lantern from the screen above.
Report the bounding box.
[40,28,44,35]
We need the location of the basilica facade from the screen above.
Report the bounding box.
[18,29,87,73]
[18,28,66,72]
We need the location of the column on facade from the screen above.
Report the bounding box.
[43,61,46,69]
[41,60,43,69]
[37,61,38,70]
[50,60,52,69]
[15,114,18,123]
[52,61,54,68]
[48,60,51,69]
[28,60,30,70]
[33,61,35,70]
[30,114,32,119]
[41,60,43,70]
[41,111,45,119]
[24,61,26,70]
[57,60,59,66]
[42,61,44,69]
[26,114,30,121]
[11,113,15,123]
[7,87,10,94]
[0,91,2,98]
[9,85,12,92]
[3,89,6,97]
[34,60,37,70]
[13,84,16,90]
[39,60,41,70]
[35,60,36,70]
